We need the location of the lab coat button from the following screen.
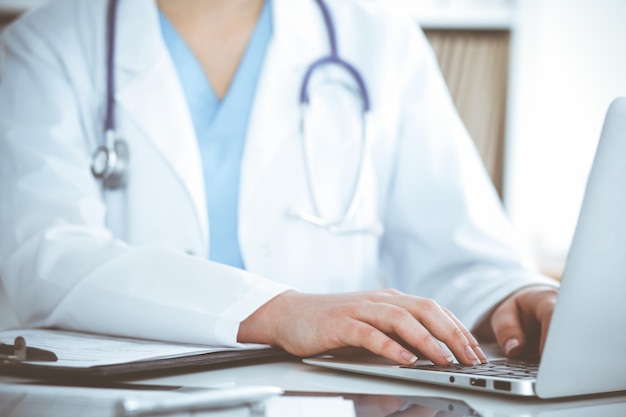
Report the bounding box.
[185,250,195,256]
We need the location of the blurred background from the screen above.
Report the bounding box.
[1,0,625,279]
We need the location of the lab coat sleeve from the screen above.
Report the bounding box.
[379,22,558,331]
[0,12,290,346]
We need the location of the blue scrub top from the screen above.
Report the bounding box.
[159,2,272,268]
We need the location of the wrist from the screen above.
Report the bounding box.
[237,289,297,345]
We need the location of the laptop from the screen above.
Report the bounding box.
[304,97,626,399]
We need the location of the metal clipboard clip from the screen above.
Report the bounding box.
[0,336,58,362]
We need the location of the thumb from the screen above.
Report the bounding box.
[490,298,527,358]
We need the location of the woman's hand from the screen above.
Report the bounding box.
[237,289,488,366]
[485,285,559,358]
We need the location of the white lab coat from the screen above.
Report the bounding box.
[0,0,555,345]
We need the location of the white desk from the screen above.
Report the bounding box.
[2,359,626,417]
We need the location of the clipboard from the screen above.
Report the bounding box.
[0,329,292,380]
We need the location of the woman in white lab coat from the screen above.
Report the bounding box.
[0,0,557,366]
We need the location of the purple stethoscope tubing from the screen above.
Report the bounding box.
[90,0,128,189]
[291,1,379,235]
[300,0,370,112]
[104,0,117,134]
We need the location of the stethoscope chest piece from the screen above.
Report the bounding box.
[90,132,129,189]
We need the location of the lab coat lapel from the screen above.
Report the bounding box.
[108,0,327,238]
[113,0,208,238]
[240,0,328,210]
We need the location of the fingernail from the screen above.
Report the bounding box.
[475,346,489,364]
[438,346,454,364]
[401,350,418,364]
[464,345,481,365]
[504,338,520,356]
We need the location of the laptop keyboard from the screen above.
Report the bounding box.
[402,360,539,380]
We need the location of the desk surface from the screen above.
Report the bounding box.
[2,360,626,417]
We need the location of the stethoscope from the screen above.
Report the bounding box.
[90,0,128,189]
[92,0,382,236]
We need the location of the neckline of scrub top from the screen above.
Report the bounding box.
[159,1,272,268]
